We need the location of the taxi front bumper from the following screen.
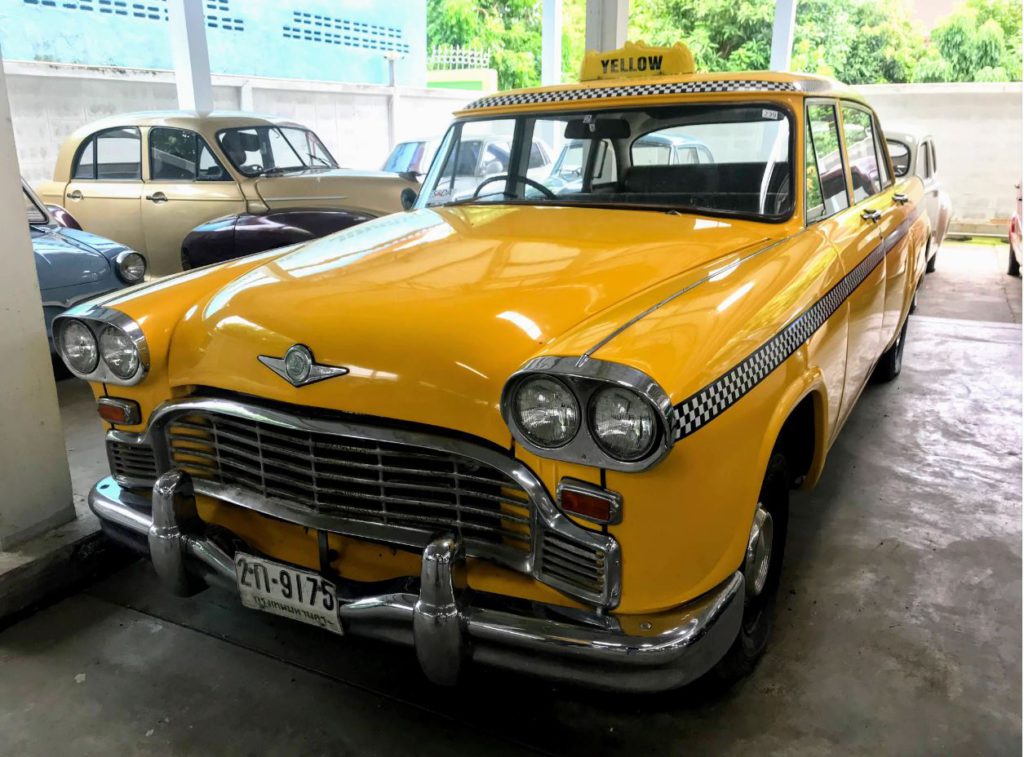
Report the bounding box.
[89,470,744,693]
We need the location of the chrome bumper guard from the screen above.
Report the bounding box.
[90,471,745,693]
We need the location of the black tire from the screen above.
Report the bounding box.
[925,247,937,274]
[180,247,194,271]
[1009,247,1020,277]
[708,451,789,685]
[872,316,909,383]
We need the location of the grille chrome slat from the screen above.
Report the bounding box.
[167,410,535,556]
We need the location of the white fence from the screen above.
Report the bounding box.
[861,82,1022,235]
[5,60,475,185]
[6,63,1020,234]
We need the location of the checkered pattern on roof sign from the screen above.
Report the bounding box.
[668,205,922,441]
[464,80,798,111]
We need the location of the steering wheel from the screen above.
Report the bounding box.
[472,174,557,200]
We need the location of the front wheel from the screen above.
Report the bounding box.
[708,451,789,685]
[925,247,937,274]
[1009,247,1021,277]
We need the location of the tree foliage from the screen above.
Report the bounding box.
[427,0,1023,88]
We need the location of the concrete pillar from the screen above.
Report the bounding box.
[385,53,402,151]
[585,0,629,53]
[0,58,74,550]
[542,0,563,86]
[770,0,798,72]
[239,80,254,112]
[168,0,214,114]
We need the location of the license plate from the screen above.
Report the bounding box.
[235,553,342,635]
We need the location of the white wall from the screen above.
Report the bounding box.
[5,60,474,185]
[861,82,1022,234]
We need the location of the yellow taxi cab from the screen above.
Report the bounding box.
[54,42,928,691]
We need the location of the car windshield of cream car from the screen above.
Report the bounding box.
[422,104,793,221]
[216,125,337,176]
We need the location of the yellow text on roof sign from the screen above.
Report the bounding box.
[580,41,697,81]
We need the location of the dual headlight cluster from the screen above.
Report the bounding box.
[502,358,674,472]
[54,307,148,385]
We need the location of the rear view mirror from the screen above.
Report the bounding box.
[565,118,631,141]
[400,187,417,211]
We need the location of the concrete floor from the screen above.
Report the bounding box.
[0,242,1019,755]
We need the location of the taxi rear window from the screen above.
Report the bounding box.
[422,104,794,222]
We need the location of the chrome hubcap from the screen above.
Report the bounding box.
[744,504,774,598]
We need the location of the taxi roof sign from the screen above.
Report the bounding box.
[580,41,696,82]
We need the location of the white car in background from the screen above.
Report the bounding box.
[382,137,442,178]
[886,129,951,273]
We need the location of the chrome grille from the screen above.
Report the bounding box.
[538,529,608,601]
[107,439,158,486]
[165,411,533,559]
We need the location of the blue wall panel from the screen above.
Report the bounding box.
[0,0,426,86]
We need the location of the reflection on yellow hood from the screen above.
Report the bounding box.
[160,205,773,445]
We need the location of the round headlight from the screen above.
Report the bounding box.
[513,376,580,448]
[99,326,140,379]
[115,251,146,283]
[589,386,658,461]
[60,320,98,374]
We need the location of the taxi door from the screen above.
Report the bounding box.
[806,101,886,430]
[141,127,247,276]
[62,126,146,252]
[842,104,912,344]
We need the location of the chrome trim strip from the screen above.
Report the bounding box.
[52,304,150,386]
[119,396,622,608]
[88,475,743,692]
[501,356,675,473]
[582,235,791,360]
[260,195,349,202]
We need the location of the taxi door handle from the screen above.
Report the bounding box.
[67,189,83,201]
[892,193,910,205]
[860,208,882,223]
[145,192,168,203]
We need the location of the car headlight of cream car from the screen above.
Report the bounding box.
[53,306,149,385]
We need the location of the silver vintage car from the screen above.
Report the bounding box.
[886,129,951,272]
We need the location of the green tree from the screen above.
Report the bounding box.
[428,0,543,89]
[925,1,1022,82]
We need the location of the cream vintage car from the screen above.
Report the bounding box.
[36,112,418,276]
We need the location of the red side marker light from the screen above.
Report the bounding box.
[97,397,141,425]
[557,479,622,525]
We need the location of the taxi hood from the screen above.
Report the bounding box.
[167,206,774,446]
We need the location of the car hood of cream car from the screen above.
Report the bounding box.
[167,205,774,445]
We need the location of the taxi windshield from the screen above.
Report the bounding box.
[422,104,794,221]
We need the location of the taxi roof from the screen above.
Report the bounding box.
[455,70,866,117]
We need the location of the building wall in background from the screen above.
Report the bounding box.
[6,62,472,185]
[862,82,1022,234]
[0,0,426,87]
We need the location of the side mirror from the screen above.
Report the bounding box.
[400,187,417,211]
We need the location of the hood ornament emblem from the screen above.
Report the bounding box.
[258,344,349,387]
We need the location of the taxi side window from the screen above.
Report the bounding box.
[150,127,231,181]
[840,104,884,202]
[805,103,850,222]
[73,127,141,180]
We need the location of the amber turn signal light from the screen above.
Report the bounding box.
[556,479,622,525]
[97,397,141,425]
